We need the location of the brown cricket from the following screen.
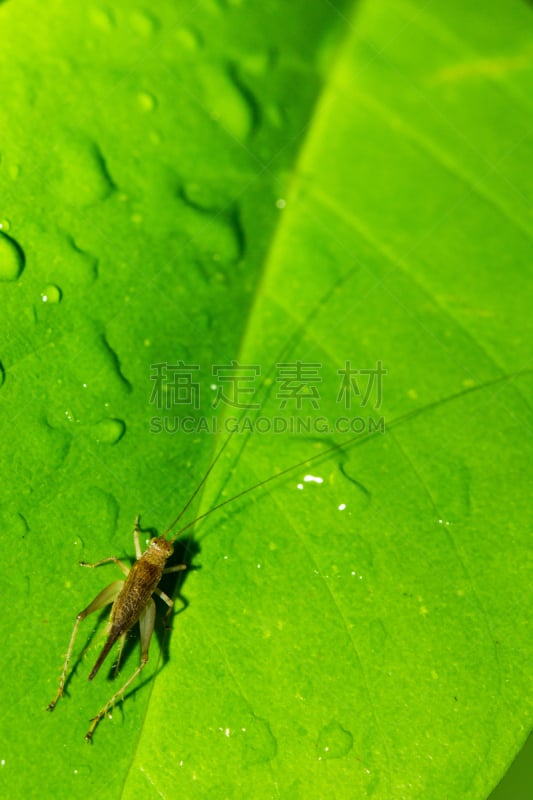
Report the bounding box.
[46,435,233,742]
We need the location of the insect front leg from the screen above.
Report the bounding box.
[79,556,130,576]
[47,579,125,712]
[85,597,156,742]
[133,514,142,560]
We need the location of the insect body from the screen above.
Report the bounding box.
[46,518,185,742]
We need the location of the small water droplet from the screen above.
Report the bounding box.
[8,512,29,538]
[175,27,202,51]
[137,91,157,112]
[0,231,25,281]
[72,763,92,777]
[89,6,115,32]
[0,218,11,231]
[41,284,62,304]
[90,418,126,444]
[276,198,286,209]
[316,720,353,760]
[130,9,159,36]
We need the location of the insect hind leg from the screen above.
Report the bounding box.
[85,597,156,742]
[46,579,124,712]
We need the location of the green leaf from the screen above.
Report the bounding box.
[0,1,531,799]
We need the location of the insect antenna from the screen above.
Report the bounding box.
[167,367,530,543]
[167,424,390,542]
[163,431,235,539]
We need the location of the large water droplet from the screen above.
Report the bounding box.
[0,231,25,280]
[316,720,353,760]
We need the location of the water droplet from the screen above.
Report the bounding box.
[179,181,228,212]
[41,284,62,304]
[200,62,257,140]
[130,9,159,36]
[50,134,115,207]
[276,198,286,209]
[0,231,25,281]
[316,720,353,760]
[100,334,133,392]
[72,763,92,777]
[175,27,202,51]
[179,197,245,267]
[241,717,277,766]
[90,418,126,444]
[0,218,11,231]
[8,512,29,538]
[72,535,85,550]
[89,6,115,32]
[137,91,157,112]
[63,235,99,284]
